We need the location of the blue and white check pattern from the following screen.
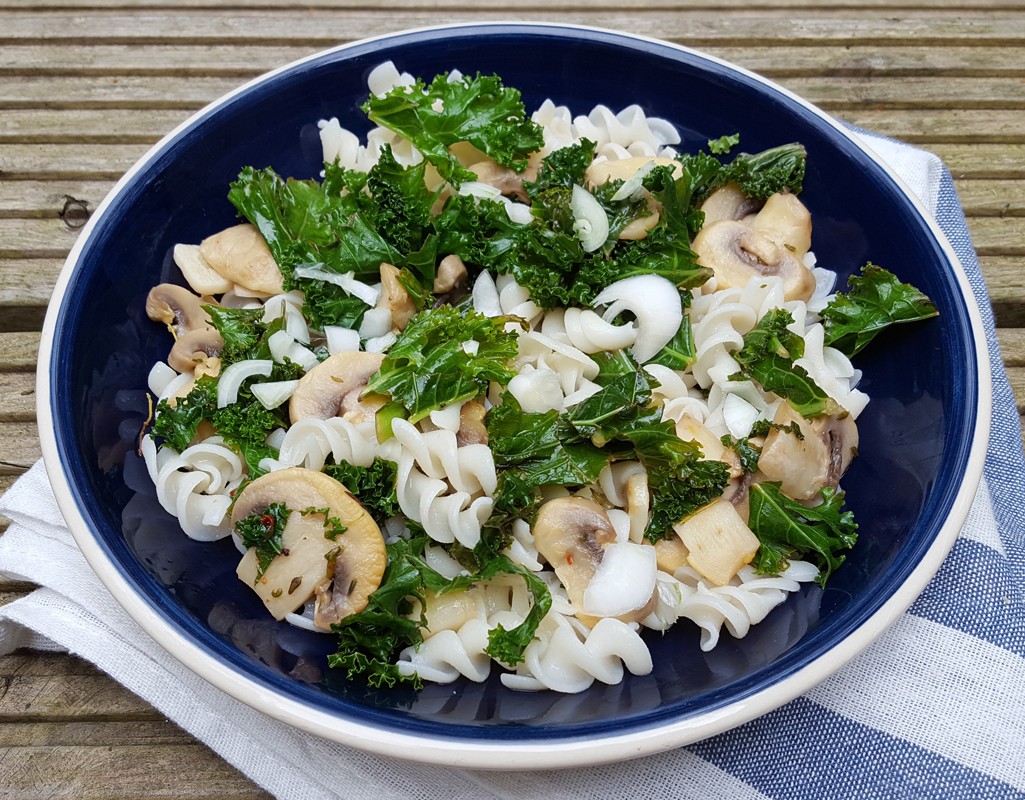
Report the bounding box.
[1,135,1022,800]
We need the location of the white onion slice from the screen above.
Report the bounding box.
[570,184,609,253]
[359,307,392,339]
[471,270,503,317]
[250,380,300,410]
[325,325,361,354]
[722,393,761,438]
[216,359,273,408]
[583,542,657,617]
[293,265,380,306]
[147,361,178,397]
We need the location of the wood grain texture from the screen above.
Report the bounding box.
[0,3,1022,797]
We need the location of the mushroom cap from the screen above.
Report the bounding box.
[699,182,763,226]
[750,191,813,259]
[199,223,284,296]
[584,155,680,188]
[692,219,816,302]
[532,496,617,613]
[167,326,224,374]
[378,262,416,332]
[232,467,386,626]
[146,283,211,335]
[288,351,385,424]
[756,402,859,500]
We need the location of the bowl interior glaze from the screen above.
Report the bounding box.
[44,24,981,755]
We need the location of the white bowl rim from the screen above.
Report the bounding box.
[35,20,992,770]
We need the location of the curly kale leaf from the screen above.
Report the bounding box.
[748,483,858,586]
[822,263,939,357]
[234,502,291,582]
[366,305,518,422]
[362,72,544,186]
[733,309,842,418]
[323,458,400,525]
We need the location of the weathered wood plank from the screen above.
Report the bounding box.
[3,73,1025,112]
[0,650,97,678]
[0,258,65,308]
[955,180,1025,216]
[0,372,35,423]
[1006,367,1025,414]
[0,744,270,799]
[839,109,1025,144]
[0,218,86,259]
[0,142,148,179]
[0,332,40,371]
[966,215,1025,255]
[0,421,41,473]
[1,12,1024,46]
[0,180,112,217]
[0,674,155,721]
[4,42,1025,79]
[5,0,1024,8]
[0,719,195,747]
[926,144,1025,179]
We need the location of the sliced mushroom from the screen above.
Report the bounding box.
[692,219,816,302]
[232,467,386,627]
[434,254,468,294]
[533,497,617,617]
[699,182,763,226]
[652,534,690,574]
[168,327,223,376]
[199,223,284,296]
[173,243,233,296]
[288,350,385,424]
[756,402,859,501]
[672,499,760,586]
[584,155,680,187]
[146,283,211,336]
[456,398,488,446]
[468,159,536,203]
[750,191,812,260]
[379,262,416,332]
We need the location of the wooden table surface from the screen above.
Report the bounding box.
[1,1,1023,796]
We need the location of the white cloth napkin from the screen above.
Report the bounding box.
[2,132,1023,800]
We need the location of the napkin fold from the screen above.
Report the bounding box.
[2,131,1023,800]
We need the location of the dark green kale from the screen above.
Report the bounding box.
[362,72,544,186]
[323,458,401,525]
[821,263,939,357]
[366,305,519,422]
[328,532,553,687]
[732,309,842,418]
[234,502,291,581]
[748,483,858,586]
[152,376,218,452]
[718,142,807,201]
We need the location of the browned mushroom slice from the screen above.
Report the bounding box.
[756,402,859,501]
[231,467,386,627]
[750,191,813,260]
[199,223,284,296]
[532,497,617,614]
[379,262,416,332]
[146,283,212,336]
[699,182,764,226]
[467,158,535,203]
[288,351,385,424]
[692,219,816,302]
[434,254,468,294]
[168,326,223,375]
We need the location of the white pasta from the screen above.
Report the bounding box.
[141,64,890,695]
[668,560,819,651]
[266,417,379,472]
[500,612,654,693]
[141,434,242,541]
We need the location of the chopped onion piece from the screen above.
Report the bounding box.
[582,542,657,617]
[471,270,503,317]
[293,265,380,306]
[217,359,273,408]
[251,380,300,410]
[267,330,294,363]
[722,393,761,438]
[147,361,178,397]
[593,274,683,363]
[609,160,656,202]
[359,307,392,339]
[570,184,609,253]
[458,181,502,200]
[325,325,361,354]
[365,332,397,353]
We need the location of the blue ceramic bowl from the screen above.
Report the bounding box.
[38,23,990,768]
